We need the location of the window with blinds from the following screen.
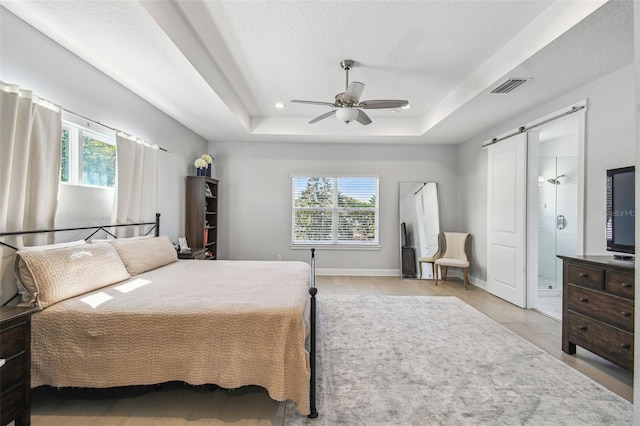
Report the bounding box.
[292,175,379,246]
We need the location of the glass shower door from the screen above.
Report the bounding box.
[537,155,578,318]
[538,156,560,291]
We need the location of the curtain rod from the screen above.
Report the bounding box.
[64,109,170,153]
[482,105,585,148]
[414,183,427,195]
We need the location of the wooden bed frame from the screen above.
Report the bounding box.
[0,213,318,418]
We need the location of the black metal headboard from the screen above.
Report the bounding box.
[0,213,161,305]
[0,214,161,251]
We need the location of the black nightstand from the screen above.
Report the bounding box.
[178,248,208,260]
[1,305,40,426]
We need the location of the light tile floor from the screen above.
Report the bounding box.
[535,292,562,320]
[535,275,562,320]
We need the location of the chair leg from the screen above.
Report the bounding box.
[464,267,468,290]
[443,266,448,280]
[431,263,435,280]
[419,262,423,279]
[434,265,439,286]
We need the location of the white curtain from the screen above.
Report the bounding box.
[414,189,428,258]
[0,83,62,304]
[414,183,440,259]
[423,183,440,257]
[112,131,158,237]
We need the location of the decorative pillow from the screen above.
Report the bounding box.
[91,235,153,243]
[107,235,177,275]
[15,243,130,308]
[20,239,86,251]
[14,239,87,304]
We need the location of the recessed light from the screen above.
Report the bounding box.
[401,103,411,109]
[274,102,286,109]
[389,109,397,114]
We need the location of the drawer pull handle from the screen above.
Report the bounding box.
[578,297,588,303]
[578,325,587,330]
[622,311,632,317]
[622,282,632,288]
[621,343,631,350]
[579,273,589,278]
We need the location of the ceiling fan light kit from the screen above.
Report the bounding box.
[291,59,409,126]
[336,107,358,124]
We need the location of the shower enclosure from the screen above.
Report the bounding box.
[538,156,578,294]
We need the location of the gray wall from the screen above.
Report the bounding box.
[0,7,207,242]
[208,141,459,273]
[458,64,637,284]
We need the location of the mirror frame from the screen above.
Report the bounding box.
[399,182,440,279]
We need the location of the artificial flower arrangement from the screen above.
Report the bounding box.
[194,158,208,169]
[194,154,214,176]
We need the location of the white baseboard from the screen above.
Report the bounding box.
[317,268,400,277]
[314,269,488,290]
[470,276,487,289]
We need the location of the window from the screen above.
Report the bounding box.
[61,120,116,187]
[292,175,379,246]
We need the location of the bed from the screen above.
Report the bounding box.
[0,216,318,417]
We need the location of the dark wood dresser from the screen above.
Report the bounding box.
[559,255,634,370]
[1,306,39,426]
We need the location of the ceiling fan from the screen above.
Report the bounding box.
[291,59,409,125]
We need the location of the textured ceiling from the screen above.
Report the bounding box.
[2,0,634,144]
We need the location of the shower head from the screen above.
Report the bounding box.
[547,174,566,185]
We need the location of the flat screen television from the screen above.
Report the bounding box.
[606,166,635,259]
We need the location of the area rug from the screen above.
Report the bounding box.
[284,296,632,425]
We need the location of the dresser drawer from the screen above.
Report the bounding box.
[606,271,634,299]
[0,383,25,426]
[567,264,604,290]
[0,306,38,426]
[0,352,26,391]
[566,311,633,370]
[0,321,26,358]
[567,284,634,332]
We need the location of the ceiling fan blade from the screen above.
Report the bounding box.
[309,110,337,124]
[358,99,409,109]
[343,81,364,103]
[291,100,336,107]
[355,109,372,125]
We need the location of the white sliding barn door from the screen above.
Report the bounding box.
[486,133,527,307]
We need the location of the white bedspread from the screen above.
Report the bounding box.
[30,260,312,414]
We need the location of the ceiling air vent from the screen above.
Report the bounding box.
[490,78,530,94]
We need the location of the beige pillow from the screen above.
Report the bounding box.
[14,239,87,304]
[16,243,130,308]
[108,235,177,275]
[91,235,153,243]
[20,239,86,251]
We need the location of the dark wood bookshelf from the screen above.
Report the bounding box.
[185,176,218,260]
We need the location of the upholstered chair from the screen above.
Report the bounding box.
[434,232,471,289]
[417,233,442,279]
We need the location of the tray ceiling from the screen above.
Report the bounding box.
[2,0,634,144]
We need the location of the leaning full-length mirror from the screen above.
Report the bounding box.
[399,182,440,279]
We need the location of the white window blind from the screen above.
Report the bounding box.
[291,175,379,246]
